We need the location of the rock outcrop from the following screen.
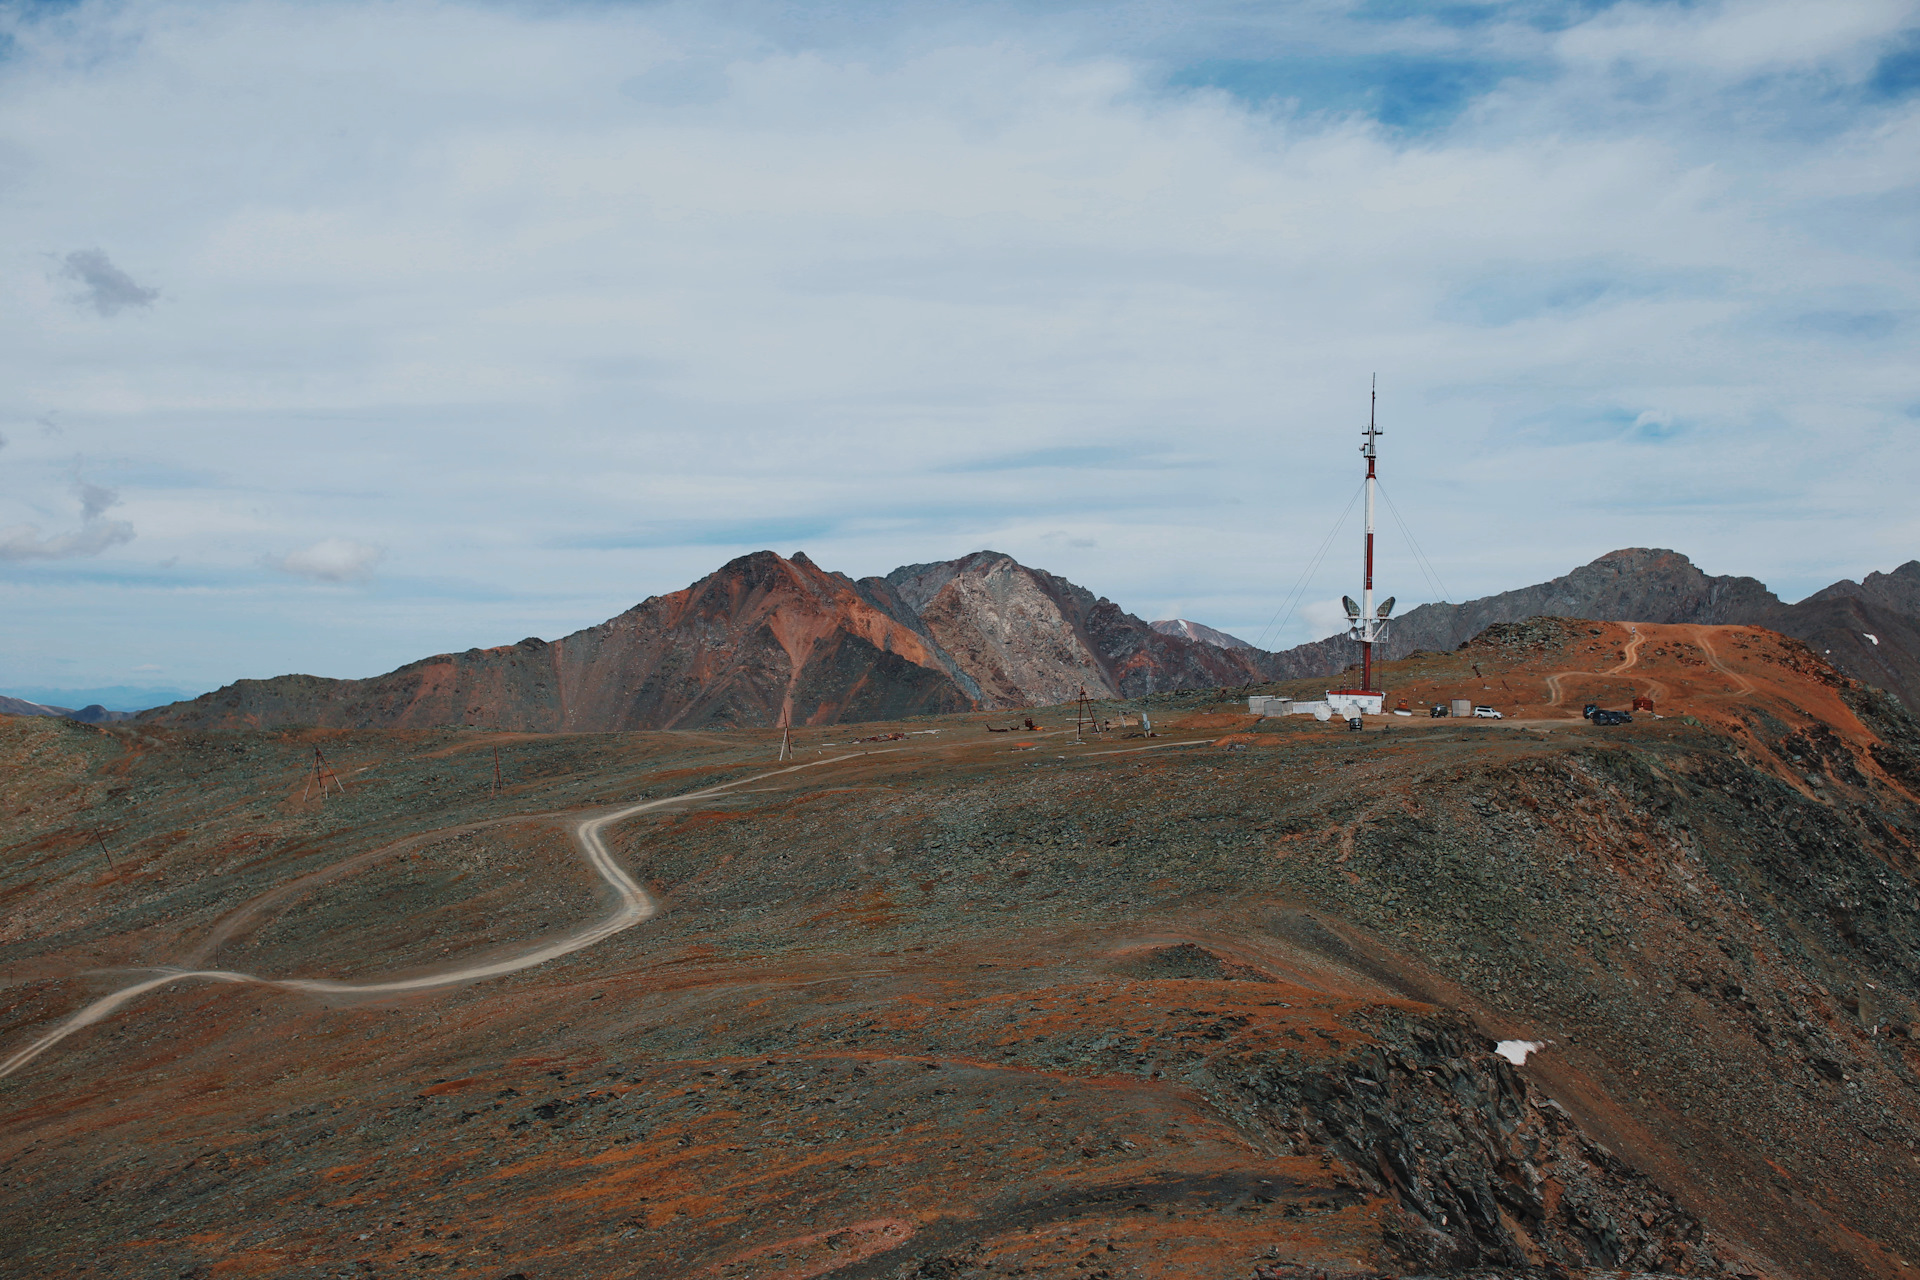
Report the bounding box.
[885,551,1266,705]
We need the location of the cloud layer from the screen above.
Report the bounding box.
[0,0,1916,697]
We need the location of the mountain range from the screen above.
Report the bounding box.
[0,695,136,724]
[12,547,1913,731]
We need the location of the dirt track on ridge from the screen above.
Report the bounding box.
[0,754,867,1080]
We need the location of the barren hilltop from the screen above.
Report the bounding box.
[4,615,1920,1278]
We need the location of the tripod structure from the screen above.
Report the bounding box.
[302,746,347,802]
[1073,687,1104,741]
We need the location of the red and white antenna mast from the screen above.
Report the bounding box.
[1346,377,1392,693]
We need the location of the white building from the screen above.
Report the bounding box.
[1325,689,1384,717]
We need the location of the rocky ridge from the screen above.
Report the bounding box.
[112,547,1920,734]
[1264,549,1920,712]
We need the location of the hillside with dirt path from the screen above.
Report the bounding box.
[5,617,1920,1278]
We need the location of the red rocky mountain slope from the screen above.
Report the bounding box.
[141,551,976,732]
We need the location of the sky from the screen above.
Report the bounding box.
[2,0,1918,707]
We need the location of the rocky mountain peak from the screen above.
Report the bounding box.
[1151,618,1254,650]
[1804,559,1920,614]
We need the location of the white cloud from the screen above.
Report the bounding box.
[1302,597,1354,643]
[272,538,385,583]
[0,0,1914,691]
[1556,0,1914,77]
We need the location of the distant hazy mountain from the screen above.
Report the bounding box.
[0,695,137,723]
[1150,618,1253,650]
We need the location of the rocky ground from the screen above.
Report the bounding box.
[2,620,1917,1279]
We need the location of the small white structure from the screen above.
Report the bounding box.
[1450,698,1472,718]
[1248,696,1292,716]
[1326,688,1384,717]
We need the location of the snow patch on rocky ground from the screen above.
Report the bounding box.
[1496,1039,1546,1065]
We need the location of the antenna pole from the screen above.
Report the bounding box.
[1360,377,1382,693]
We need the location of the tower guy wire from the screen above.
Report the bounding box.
[1249,479,1366,656]
[1376,478,1453,605]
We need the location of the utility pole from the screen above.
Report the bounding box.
[490,746,504,798]
[92,830,114,872]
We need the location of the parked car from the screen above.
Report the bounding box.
[1430,703,1449,717]
[1472,706,1502,719]
[1582,704,1633,726]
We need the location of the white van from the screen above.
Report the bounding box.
[1472,706,1503,719]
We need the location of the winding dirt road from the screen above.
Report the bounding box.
[1543,625,1666,709]
[0,754,859,1081]
[1689,626,1756,696]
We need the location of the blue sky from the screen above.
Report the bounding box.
[2,0,1917,706]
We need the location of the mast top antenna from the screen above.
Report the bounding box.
[1361,374,1382,457]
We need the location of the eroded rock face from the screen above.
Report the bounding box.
[894,552,1117,707]
[1229,1014,1726,1275]
[886,550,1267,708]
